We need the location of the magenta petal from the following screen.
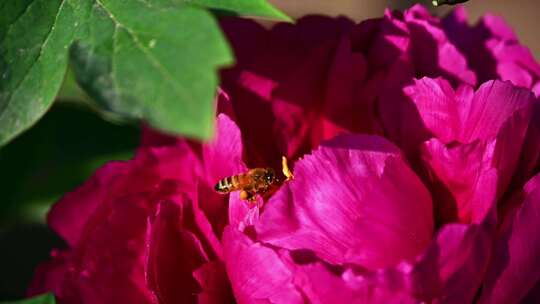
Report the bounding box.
[479,174,540,304]
[401,220,494,303]
[202,114,246,185]
[27,251,76,302]
[320,37,383,137]
[140,125,185,148]
[270,39,337,160]
[421,138,498,224]
[520,280,540,304]
[407,78,534,195]
[403,77,471,143]
[228,191,263,232]
[292,262,419,303]
[443,7,540,89]
[404,78,534,144]
[145,200,210,304]
[199,114,247,236]
[256,134,433,269]
[378,59,433,153]
[461,80,533,143]
[510,101,540,189]
[193,261,235,304]
[222,227,304,304]
[48,162,130,246]
[404,5,476,86]
[533,82,540,97]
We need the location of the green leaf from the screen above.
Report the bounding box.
[1,293,55,304]
[1,0,283,146]
[0,0,84,146]
[71,0,233,140]
[177,0,291,21]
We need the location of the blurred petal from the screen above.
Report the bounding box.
[28,251,79,302]
[378,59,432,153]
[48,162,130,246]
[221,16,354,168]
[193,261,235,304]
[222,227,304,304]
[510,101,540,189]
[321,36,382,137]
[480,174,540,304]
[256,134,433,269]
[520,280,540,304]
[145,200,209,304]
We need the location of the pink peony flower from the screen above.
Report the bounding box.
[30,5,540,304]
[442,6,540,95]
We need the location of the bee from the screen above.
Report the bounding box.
[214,168,278,202]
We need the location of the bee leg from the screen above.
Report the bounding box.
[245,191,257,202]
[240,190,249,201]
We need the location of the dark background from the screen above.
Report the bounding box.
[1,0,538,301]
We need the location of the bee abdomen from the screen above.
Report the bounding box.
[214,175,238,193]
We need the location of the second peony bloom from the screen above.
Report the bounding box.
[29,5,540,304]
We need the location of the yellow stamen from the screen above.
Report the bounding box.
[281,156,294,181]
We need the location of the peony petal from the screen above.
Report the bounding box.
[364,207,496,302]
[202,115,246,185]
[270,39,336,159]
[533,82,540,97]
[421,138,498,224]
[460,80,533,143]
[407,78,534,196]
[403,77,470,143]
[510,100,540,189]
[378,59,433,154]
[27,250,80,302]
[520,280,540,304]
[291,262,420,304]
[222,227,304,304]
[199,114,247,237]
[193,261,235,304]
[221,16,353,168]
[404,5,476,86]
[321,36,382,137]
[479,174,540,304]
[228,191,263,232]
[256,134,433,269]
[442,7,540,88]
[51,192,163,304]
[134,144,202,190]
[364,10,409,72]
[401,219,495,303]
[145,200,209,304]
[48,162,130,246]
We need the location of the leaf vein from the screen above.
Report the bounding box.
[94,0,194,107]
[0,0,67,121]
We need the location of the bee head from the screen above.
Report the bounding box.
[264,168,276,184]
